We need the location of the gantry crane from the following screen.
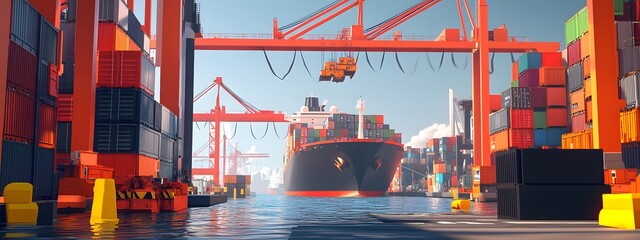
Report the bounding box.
[192,77,288,186]
[192,137,269,177]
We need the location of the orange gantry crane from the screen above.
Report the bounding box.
[189,0,621,169]
[192,77,287,186]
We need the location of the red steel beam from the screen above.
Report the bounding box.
[28,0,61,28]
[142,0,151,36]
[192,168,217,176]
[159,0,183,116]
[71,0,99,152]
[475,0,491,167]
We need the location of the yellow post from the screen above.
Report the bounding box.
[233,188,237,199]
[90,179,119,224]
[4,182,38,225]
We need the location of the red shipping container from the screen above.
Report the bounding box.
[539,67,566,87]
[547,108,568,127]
[451,175,458,187]
[567,39,581,66]
[320,129,327,137]
[510,109,534,129]
[583,56,591,79]
[48,64,58,97]
[39,103,57,149]
[57,94,73,122]
[586,99,592,123]
[571,113,586,132]
[98,23,130,51]
[546,87,567,107]
[97,51,154,96]
[512,61,519,81]
[509,128,534,149]
[580,32,590,60]
[97,153,159,178]
[55,152,71,167]
[529,87,547,109]
[376,115,383,123]
[7,41,37,93]
[541,52,563,67]
[3,86,35,143]
[605,169,639,184]
[490,94,502,112]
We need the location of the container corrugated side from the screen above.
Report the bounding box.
[489,108,509,135]
[518,69,539,87]
[529,87,547,108]
[38,103,57,149]
[539,67,566,87]
[37,61,57,105]
[61,22,76,59]
[580,32,590,60]
[0,140,34,193]
[11,0,40,53]
[94,123,160,158]
[541,52,563,68]
[620,108,640,143]
[3,86,35,143]
[56,122,72,153]
[97,153,159,178]
[127,9,144,49]
[533,110,547,129]
[547,108,568,127]
[160,135,175,161]
[561,129,593,149]
[517,52,541,74]
[502,87,531,109]
[567,39,581,66]
[39,18,59,64]
[618,46,640,78]
[34,147,55,197]
[57,94,73,121]
[620,72,640,107]
[546,87,567,107]
[98,23,130,51]
[572,113,586,132]
[616,21,635,49]
[95,88,155,128]
[161,106,178,139]
[509,129,534,149]
[159,161,172,179]
[59,58,74,94]
[99,0,128,31]
[534,129,548,146]
[7,40,38,93]
[570,89,585,116]
[567,62,584,92]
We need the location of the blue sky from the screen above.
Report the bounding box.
[136,0,585,171]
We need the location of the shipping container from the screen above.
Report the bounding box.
[510,129,534,149]
[604,169,638,185]
[576,7,589,38]
[127,9,144,48]
[620,107,640,143]
[572,113,587,132]
[533,110,547,129]
[546,87,567,107]
[616,21,635,49]
[583,56,591,80]
[490,130,509,152]
[614,0,625,16]
[59,58,74,94]
[98,23,130,51]
[61,22,75,58]
[0,140,34,194]
[159,161,173,179]
[95,88,156,128]
[7,40,38,93]
[11,0,40,53]
[512,61,519,81]
[99,0,129,31]
[534,129,548,146]
[538,67,566,87]
[57,122,72,153]
[490,94,502,112]
[529,87,547,108]
[94,123,160,159]
[518,52,542,74]
[37,62,57,105]
[586,100,592,123]
[38,103,57,149]
[561,129,593,149]
[570,89,585,115]
[518,69,539,87]
[160,135,175,161]
[541,52,563,68]
[620,72,640,107]
[472,166,495,185]
[161,106,178,139]
[622,142,640,168]
[547,108,568,127]
[567,39,581,66]
[3,86,36,143]
[547,127,566,146]
[618,47,640,78]
[57,94,73,122]
[98,51,156,95]
[489,109,509,134]
[511,80,519,88]
[502,87,531,109]
[580,31,590,60]
[97,153,159,178]
[39,18,59,64]
[34,147,55,197]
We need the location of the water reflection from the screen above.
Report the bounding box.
[90,220,118,239]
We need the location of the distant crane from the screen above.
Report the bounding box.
[192,137,269,177]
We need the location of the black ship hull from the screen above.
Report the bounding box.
[284,140,404,197]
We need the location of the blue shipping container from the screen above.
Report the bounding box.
[11,0,41,53]
[547,127,567,146]
[518,52,542,74]
[0,140,34,193]
[534,129,548,146]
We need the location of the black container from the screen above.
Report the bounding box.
[160,135,175,161]
[567,62,584,92]
[11,0,41,53]
[56,122,72,153]
[495,149,604,185]
[489,108,509,134]
[39,18,59,65]
[154,102,162,132]
[497,184,610,220]
[60,23,75,59]
[34,147,55,198]
[95,88,156,128]
[159,161,173,179]
[622,142,640,169]
[127,9,144,49]
[161,106,178,139]
[63,0,77,22]
[94,123,160,158]
[99,0,128,31]
[502,87,531,109]
[0,140,34,193]
[59,58,74,94]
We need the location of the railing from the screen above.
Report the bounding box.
[197,33,534,43]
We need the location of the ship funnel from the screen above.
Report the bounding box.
[304,97,321,112]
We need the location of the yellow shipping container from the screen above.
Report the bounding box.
[620,108,640,143]
[561,129,593,149]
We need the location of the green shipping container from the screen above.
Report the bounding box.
[565,14,578,45]
[534,110,547,129]
[614,0,624,16]
[576,7,588,37]
[314,129,320,138]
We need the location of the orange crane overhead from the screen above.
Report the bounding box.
[192,77,288,186]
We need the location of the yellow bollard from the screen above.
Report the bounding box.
[233,188,237,199]
[451,199,471,213]
[4,182,38,225]
[90,179,119,224]
[599,193,640,229]
[240,188,245,195]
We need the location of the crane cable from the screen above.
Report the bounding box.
[278,0,342,31]
[489,52,496,74]
[299,50,319,82]
[263,49,297,80]
[451,53,468,70]
[395,52,406,74]
[510,52,516,63]
[365,50,385,72]
[249,122,270,140]
[394,52,421,75]
[272,122,289,140]
[223,122,238,140]
[425,52,445,72]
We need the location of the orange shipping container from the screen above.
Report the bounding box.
[586,100,592,123]
[490,130,509,152]
[98,23,130,51]
[539,67,566,87]
[225,175,237,184]
[584,78,591,99]
[570,89,585,115]
[547,108,568,127]
[583,56,591,79]
[580,32,590,60]
[561,129,593,149]
[611,183,632,194]
[620,108,640,143]
[97,153,159,178]
[546,87,567,107]
[490,94,502,112]
[434,163,446,173]
[472,166,496,185]
[38,103,57,149]
[512,61,519,81]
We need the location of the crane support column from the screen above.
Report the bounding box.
[183,38,195,184]
[71,0,99,152]
[587,0,622,152]
[472,0,491,166]
[158,0,183,116]
[142,0,152,36]
[0,0,12,166]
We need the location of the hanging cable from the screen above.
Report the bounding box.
[489,52,496,74]
[510,52,516,63]
[272,122,288,140]
[299,50,319,82]
[365,50,385,72]
[195,122,201,130]
[395,52,406,74]
[426,52,444,72]
[407,54,420,75]
[451,53,468,70]
[223,122,238,140]
[249,122,270,140]
[263,49,297,80]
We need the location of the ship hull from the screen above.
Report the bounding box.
[284,141,404,197]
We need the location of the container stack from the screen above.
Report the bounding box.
[224,175,251,198]
[400,147,423,191]
[2,0,60,200]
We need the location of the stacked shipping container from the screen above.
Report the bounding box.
[2,0,60,199]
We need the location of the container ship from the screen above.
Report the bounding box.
[284,97,403,197]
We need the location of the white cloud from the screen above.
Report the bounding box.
[405,123,450,148]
